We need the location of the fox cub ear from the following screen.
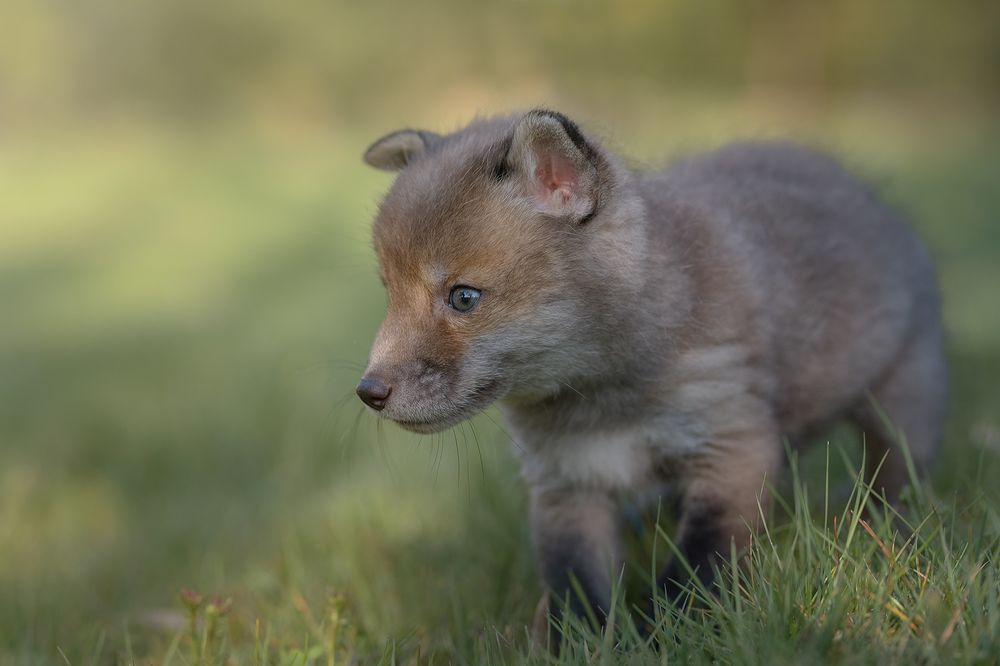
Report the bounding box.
[509,110,601,222]
[363,129,441,171]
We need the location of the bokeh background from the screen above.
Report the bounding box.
[2,0,998,661]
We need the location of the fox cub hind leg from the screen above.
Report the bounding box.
[854,324,948,504]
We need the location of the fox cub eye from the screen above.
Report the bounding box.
[448,286,481,312]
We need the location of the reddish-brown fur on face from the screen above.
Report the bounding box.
[374,164,551,340]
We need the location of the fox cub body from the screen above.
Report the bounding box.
[357,110,947,625]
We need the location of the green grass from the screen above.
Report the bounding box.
[1,116,998,664]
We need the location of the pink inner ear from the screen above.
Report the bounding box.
[535,150,578,204]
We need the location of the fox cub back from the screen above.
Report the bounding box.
[357,109,947,634]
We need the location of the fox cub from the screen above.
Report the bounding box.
[356,110,947,628]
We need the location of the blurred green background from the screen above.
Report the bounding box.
[2,0,998,662]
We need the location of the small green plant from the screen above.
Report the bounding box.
[176,588,233,665]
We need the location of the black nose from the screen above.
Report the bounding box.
[356,376,391,411]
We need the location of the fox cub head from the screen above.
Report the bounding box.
[357,110,649,432]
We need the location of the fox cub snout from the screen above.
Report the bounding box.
[357,109,947,630]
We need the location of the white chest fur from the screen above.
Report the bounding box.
[511,413,703,492]
[506,344,761,493]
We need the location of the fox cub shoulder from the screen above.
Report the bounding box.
[357,109,947,631]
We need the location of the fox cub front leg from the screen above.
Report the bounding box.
[530,487,621,637]
[657,420,782,601]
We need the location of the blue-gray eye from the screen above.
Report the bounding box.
[448,286,481,312]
